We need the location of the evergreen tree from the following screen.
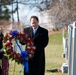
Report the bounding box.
[0,0,14,20]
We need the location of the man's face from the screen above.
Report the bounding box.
[30,18,39,29]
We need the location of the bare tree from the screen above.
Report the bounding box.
[11,0,53,23]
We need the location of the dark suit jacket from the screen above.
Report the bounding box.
[0,33,3,49]
[23,26,49,75]
[0,32,4,75]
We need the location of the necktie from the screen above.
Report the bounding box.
[33,29,36,35]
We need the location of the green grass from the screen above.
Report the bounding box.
[49,33,62,45]
[8,33,67,75]
[45,33,67,75]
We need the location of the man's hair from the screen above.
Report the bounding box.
[30,16,39,21]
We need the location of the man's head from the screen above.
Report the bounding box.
[30,16,39,29]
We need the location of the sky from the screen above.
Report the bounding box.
[12,1,42,24]
[11,0,50,24]
[19,5,40,24]
[13,5,39,24]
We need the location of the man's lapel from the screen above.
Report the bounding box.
[29,27,33,38]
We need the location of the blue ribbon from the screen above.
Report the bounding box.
[10,30,29,73]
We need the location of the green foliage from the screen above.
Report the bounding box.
[0,0,14,5]
[52,28,56,31]
[0,5,10,20]
[0,0,15,20]
[0,9,10,20]
[52,28,59,31]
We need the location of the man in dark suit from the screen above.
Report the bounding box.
[23,16,49,75]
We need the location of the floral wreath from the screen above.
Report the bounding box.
[3,30,35,73]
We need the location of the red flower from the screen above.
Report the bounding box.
[19,57,22,61]
[3,40,7,43]
[9,30,12,34]
[4,43,9,47]
[6,50,13,54]
[11,52,16,58]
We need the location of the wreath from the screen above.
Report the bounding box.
[3,30,35,73]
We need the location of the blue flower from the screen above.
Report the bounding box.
[10,30,18,36]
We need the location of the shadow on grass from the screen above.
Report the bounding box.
[46,69,58,73]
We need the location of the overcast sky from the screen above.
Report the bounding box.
[13,4,40,24]
[10,0,52,24]
[12,0,44,24]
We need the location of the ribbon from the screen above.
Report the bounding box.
[10,30,19,36]
[10,30,29,73]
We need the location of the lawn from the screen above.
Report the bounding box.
[8,32,67,75]
[45,33,67,75]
